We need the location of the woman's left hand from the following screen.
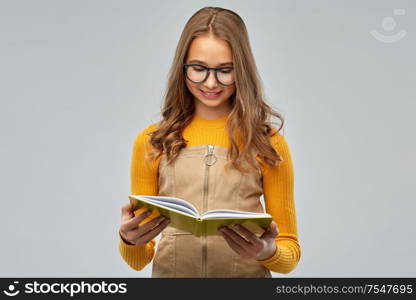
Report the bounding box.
[218,221,279,261]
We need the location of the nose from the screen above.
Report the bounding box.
[203,70,218,89]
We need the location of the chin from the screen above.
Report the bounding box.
[196,97,226,108]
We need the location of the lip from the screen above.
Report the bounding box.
[199,89,223,99]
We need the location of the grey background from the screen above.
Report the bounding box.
[1,0,415,277]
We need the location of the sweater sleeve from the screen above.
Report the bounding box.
[118,124,160,271]
[256,132,301,274]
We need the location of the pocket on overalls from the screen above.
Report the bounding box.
[162,230,202,277]
[151,234,175,278]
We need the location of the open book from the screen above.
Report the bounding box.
[129,195,273,237]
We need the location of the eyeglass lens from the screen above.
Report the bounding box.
[186,65,234,85]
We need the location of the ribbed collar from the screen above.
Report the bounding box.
[190,113,230,128]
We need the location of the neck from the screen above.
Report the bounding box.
[194,99,233,120]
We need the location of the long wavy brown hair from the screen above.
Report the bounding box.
[148,6,285,174]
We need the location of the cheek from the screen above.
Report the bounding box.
[223,86,236,98]
[186,80,199,96]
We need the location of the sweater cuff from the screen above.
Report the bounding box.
[256,243,281,265]
[118,235,155,271]
[256,240,301,274]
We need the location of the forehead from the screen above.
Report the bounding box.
[186,35,233,65]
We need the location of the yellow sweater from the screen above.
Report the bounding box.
[118,113,301,274]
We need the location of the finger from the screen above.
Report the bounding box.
[234,224,263,247]
[220,226,252,249]
[136,215,167,236]
[134,218,170,244]
[122,210,152,231]
[261,221,279,239]
[220,230,248,256]
[121,202,134,221]
[127,215,166,240]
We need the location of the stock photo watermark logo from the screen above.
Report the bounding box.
[3,281,20,297]
[370,9,407,43]
[2,280,128,297]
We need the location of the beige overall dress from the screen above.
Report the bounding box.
[152,144,272,278]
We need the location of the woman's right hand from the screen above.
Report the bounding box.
[119,202,170,246]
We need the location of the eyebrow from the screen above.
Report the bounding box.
[188,59,233,67]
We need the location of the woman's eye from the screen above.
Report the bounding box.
[219,68,233,74]
[192,67,206,72]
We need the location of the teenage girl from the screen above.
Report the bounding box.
[118,6,301,277]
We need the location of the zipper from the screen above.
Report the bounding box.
[201,144,216,277]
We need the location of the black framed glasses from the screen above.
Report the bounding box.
[183,63,235,86]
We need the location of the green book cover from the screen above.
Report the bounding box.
[129,195,273,237]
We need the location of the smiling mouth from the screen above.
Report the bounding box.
[200,89,222,96]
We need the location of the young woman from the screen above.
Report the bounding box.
[118,6,301,277]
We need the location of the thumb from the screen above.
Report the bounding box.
[261,221,279,240]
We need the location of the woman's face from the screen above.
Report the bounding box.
[185,34,236,113]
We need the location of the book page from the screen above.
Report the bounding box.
[139,195,199,216]
[200,209,271,220]
[142,199,197,217]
